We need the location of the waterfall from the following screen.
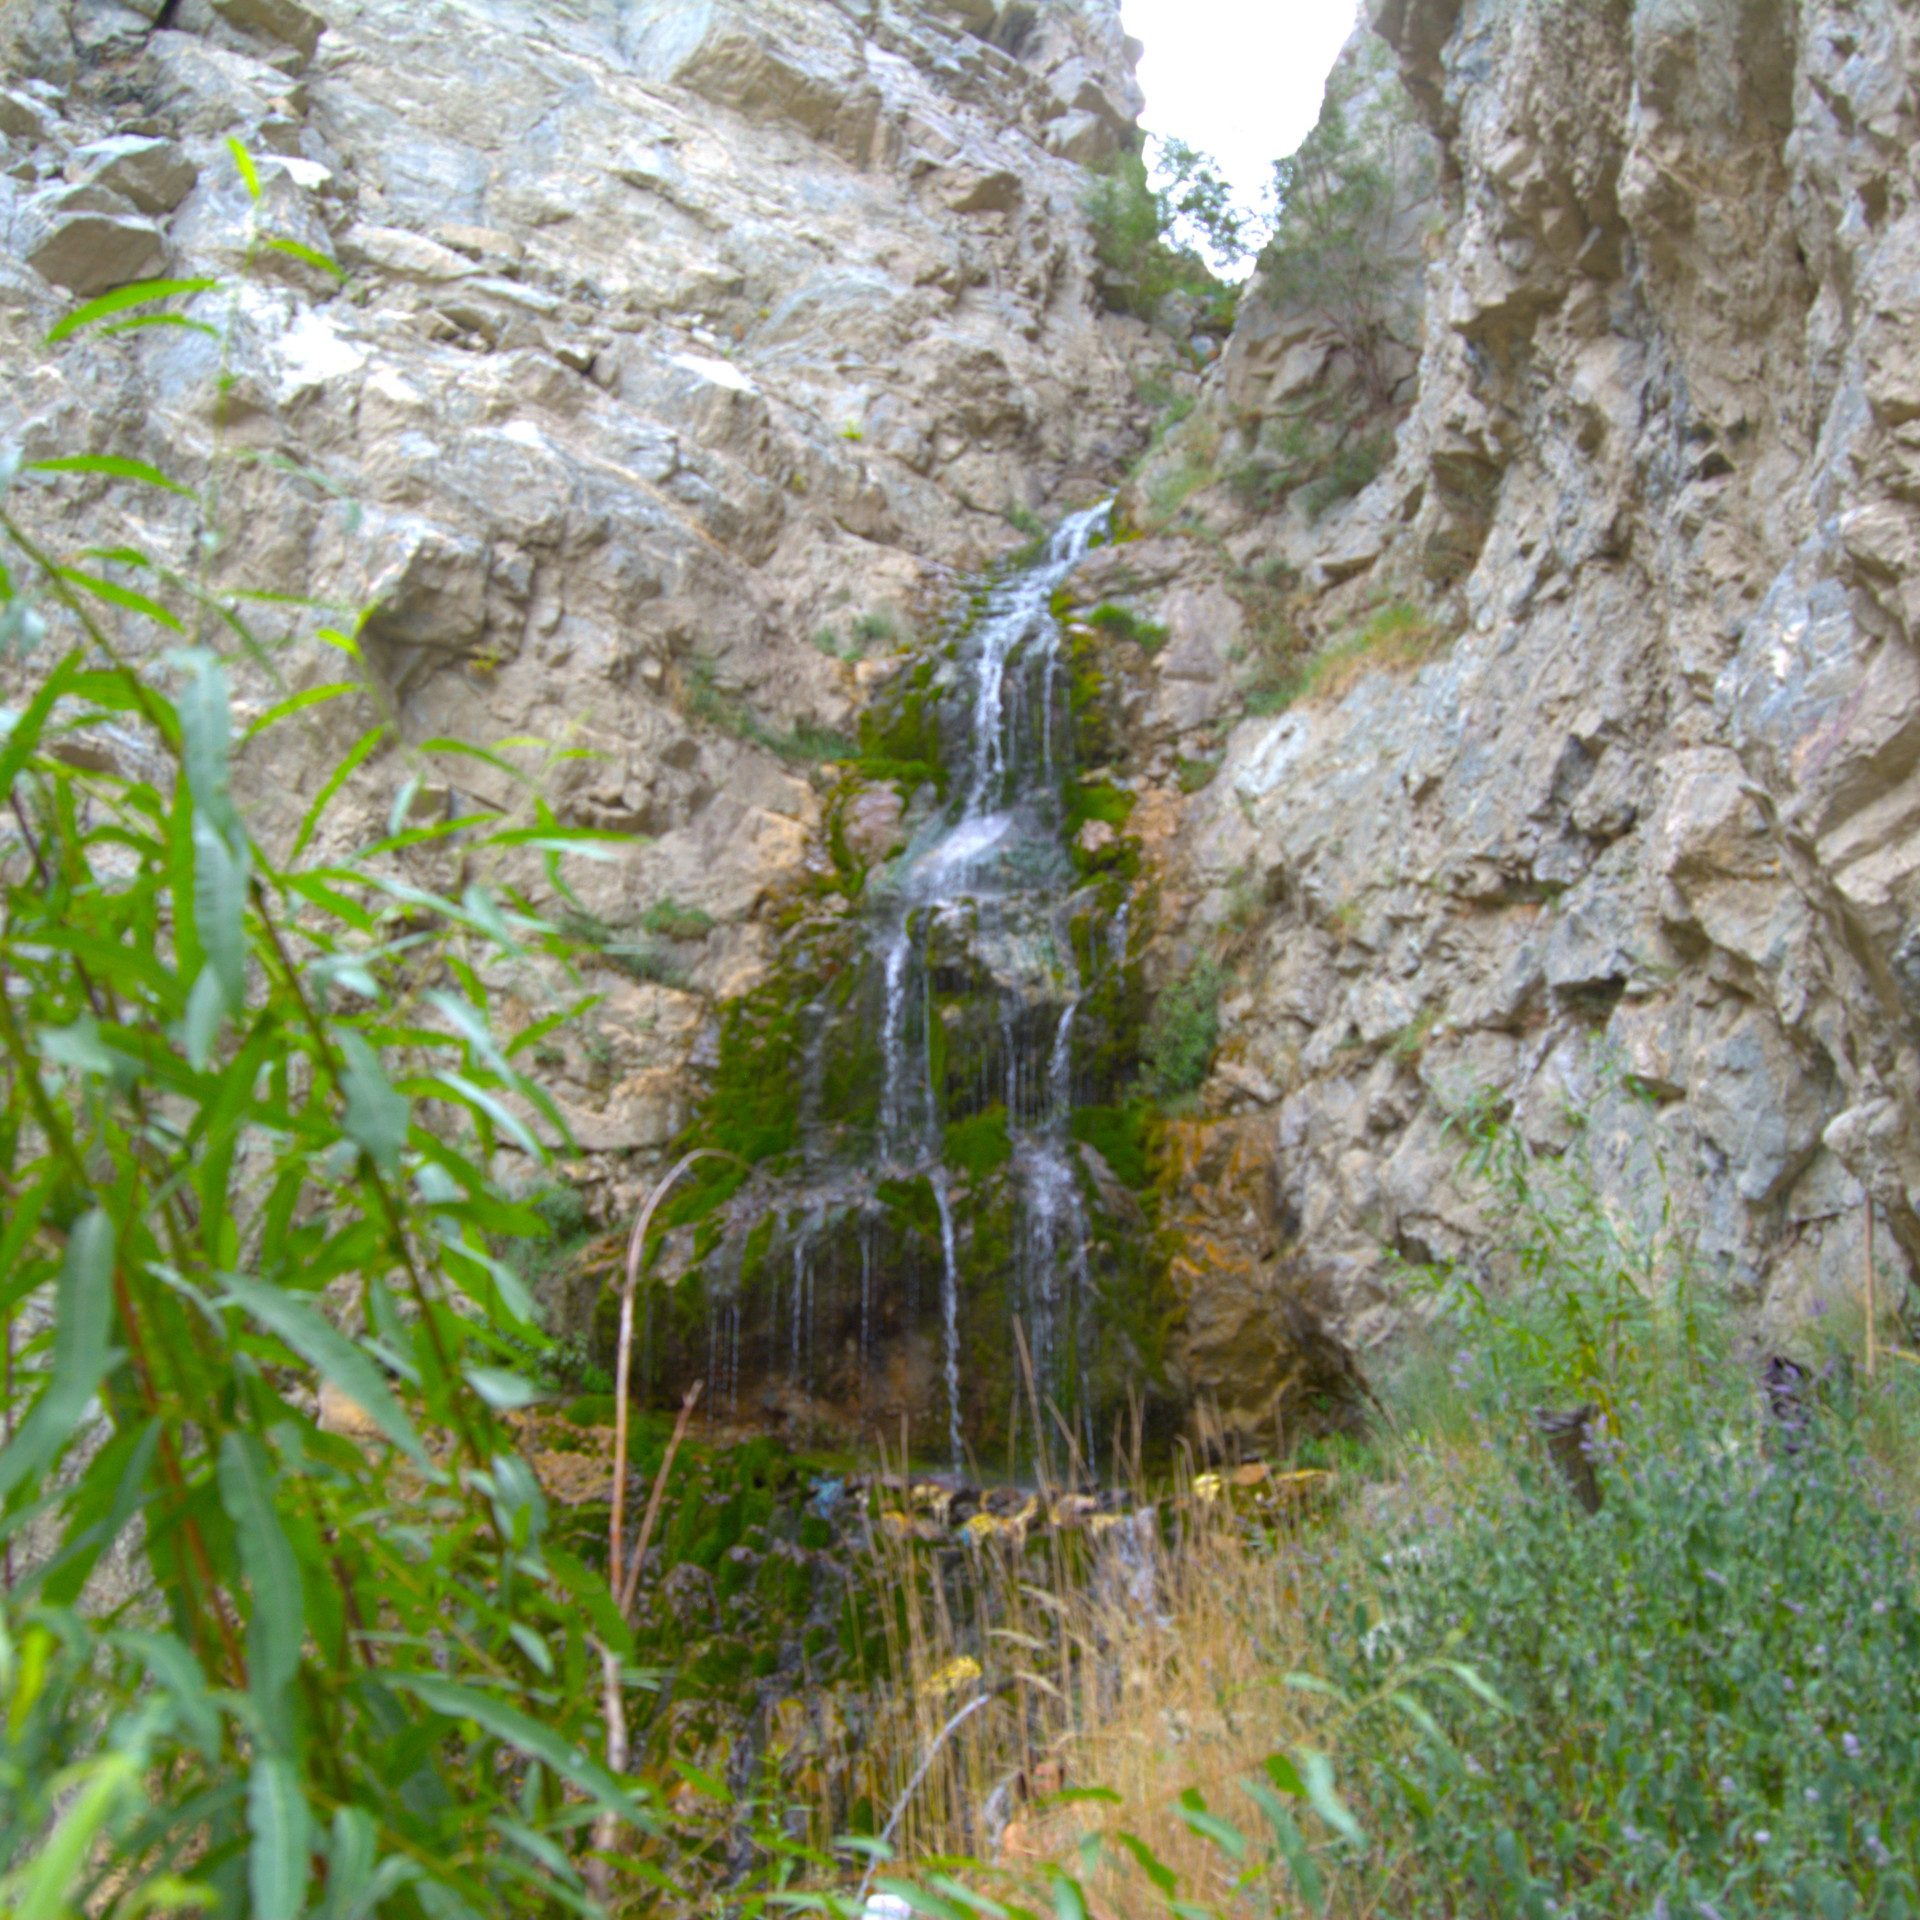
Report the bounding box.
[677,501,1136,1467]
[933,1173,963,1467]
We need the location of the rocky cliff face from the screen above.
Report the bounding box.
[0,0,1178,1220]
[1126,0,1920,1418]
[15,0,1912,1450]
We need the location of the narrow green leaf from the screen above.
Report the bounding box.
[1174,1790,1246,1862]
[872,1880,966,1920]
[925,1876,1009,1919]
[1386,1689,1447,1747]
[1294,1749,1365,1850]
[1112,1831,1177,1897]
[53,566,183,632]
[0,650,84,797]
[122,1630,223,1760]
[44,276,218,345]
[1048,1876,1089,1920]
[266,234,345,277]
[35,1012,121,1080]
[417,735,536,783]
[183,964,226,1070]
[507,1622,554,1678]
[1435,1659,1512,1714]
[463,1365,542,1411]
[176,650,238,828]
[384,1673,650,1830]
[12,1754,141,1920]
[27,453,197,498]
[229,138,262,200]
[426,1069,540,1155]
[486,827,626,854]
[245,1753,310,1920]
[337,1031,409,1176]
[1241,1779,1325,1911]
[0,1210,117,1505]
[241,680,355,746]
[191,813,249,1012]
[323,1806,377,1920]
[1263,1751,1306,1798]
[461,883,522,955]
[217,1431,303,1709]
[99,310,220,337]
[292,724,385,860]
[219,1272,428,1467]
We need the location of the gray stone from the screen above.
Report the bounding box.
[0,88,61,146]
[23,186,169,294]
[68,135,199,214]
[210,0,324,63]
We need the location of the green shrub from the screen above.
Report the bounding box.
[1258,36,1434,416]
[1363,1421,1920,1916]
[1087,602,1169,652]
[1143,959,1222,1101]
[1084,141,1237,324]
[943,1104,1013,1178]
[0,549,645,1911]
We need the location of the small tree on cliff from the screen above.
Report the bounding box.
[1085,135,1242,326]
[1259,34,1435,414]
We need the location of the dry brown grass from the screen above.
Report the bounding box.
[849,1456,1398,1920]
[1296,601,1452,707]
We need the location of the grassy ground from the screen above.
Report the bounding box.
[793,1216,1920,1920]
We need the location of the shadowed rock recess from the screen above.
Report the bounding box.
[7,0,1912,1457]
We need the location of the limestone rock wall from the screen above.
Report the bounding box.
[1140,0,1920,1405]
[0,0,1172,1201]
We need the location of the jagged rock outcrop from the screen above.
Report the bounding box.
[1126,0,1920,1392]
[1,0,1174,1215]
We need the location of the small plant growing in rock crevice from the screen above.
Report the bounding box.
[641,896,716,941]
[1087,601,1169,652]
[1142,957,1223,1103]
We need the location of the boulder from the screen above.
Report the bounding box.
[210,0,324,63]
[23,185,169,295]
[68,135,198,214]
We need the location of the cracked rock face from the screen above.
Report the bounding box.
[1,0,1173,1217]
[1127,0,1920,1380]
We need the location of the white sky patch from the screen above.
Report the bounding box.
[1122,0,1363,219]
[670,350,757,393]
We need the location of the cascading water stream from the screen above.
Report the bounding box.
[676,501,1138,1471]
[863,502,1116,1460]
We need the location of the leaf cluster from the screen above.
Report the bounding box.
[1362,1423,1920,1915]
[0,255,652,1916]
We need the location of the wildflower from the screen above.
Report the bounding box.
[1753,1828,1771,1845]
[1804,1787,1820,1804]
[1842,1730,1862,1760]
